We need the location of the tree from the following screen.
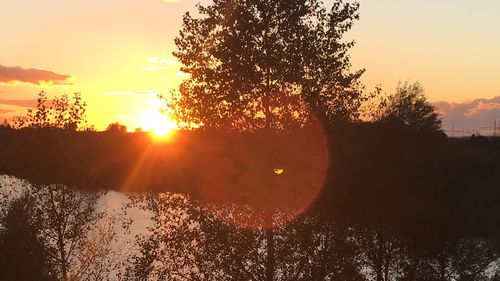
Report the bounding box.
[0,182,120,281]
[378,82,442,131]
[171,0,364,130]
[166,2,364,280]
[12,91,87,130]
[126,193,367,281]
[31,184,117,281]
[2,92,121,281]
[0,192,54,281]
[106,122,128,133]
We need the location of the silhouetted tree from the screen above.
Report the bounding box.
[359,227,403,281]
[31,184,116,281]
[106,122,128,133]
[0,192,54,281]
[126,193,367,281]
[171,0,364,130]
[51,93,87,130]
[12,91,87,130]
[167,1,365,280]
[5,92,111,281]
[378,82,441,131]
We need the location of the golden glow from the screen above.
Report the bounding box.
[140,110,177,140]
[3,1,500,129]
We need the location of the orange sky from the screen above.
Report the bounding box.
[1,0,499,130]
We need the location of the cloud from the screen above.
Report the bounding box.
[102,90,160,97]
[148,57,181,66]
[140,66,169,72]
[0,65,71,85]
[0,98,37,108]
[0,108,14,114]
[465,101,500,118]
[140,57,181,72]
[433,96,500,135]
[176,71,190,77]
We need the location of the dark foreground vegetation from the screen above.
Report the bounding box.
[1,123,500,280]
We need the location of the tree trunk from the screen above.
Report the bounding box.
[265,225,275,281]
[263,63,275,281]
[263,97,275,280]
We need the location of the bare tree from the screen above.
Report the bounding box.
[32,184,122,281]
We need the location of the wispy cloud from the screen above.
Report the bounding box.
[140,57,181,72]
[102,90,160,97]
[0,65,71,85]
[0,98,38,108]
[434,96,500,133]
[465,101,500,118]
[140,66,169,72]
[147,57,181,66]
[0,108,14,114]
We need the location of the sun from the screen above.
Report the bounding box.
[140,110,177,140]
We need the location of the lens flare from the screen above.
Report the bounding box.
[197,121,329,230]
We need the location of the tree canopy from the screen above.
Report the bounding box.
[11,91,88,131]
[379,82,442,131]
[171,0,364,130]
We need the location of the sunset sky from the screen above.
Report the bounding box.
[1,0,499,131]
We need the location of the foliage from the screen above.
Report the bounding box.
[106,122,128,133]
[355,227,499,281]
[378,82,442,131]
[125,193,367,281]
[12,91,88,130]
[126,188,500,281]
[0,192,54,281]
[1,125,499,280]
[170,0,364,130]
[31,184,117,281]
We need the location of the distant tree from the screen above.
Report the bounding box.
[170,0,364,130]
[378,82,441,131]
[12,91,87,130]
[0,192,54,281]
[106,122,128,133]
[0,120,11,129]
[51,93,87,130]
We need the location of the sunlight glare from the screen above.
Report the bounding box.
[140,110,177,140]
